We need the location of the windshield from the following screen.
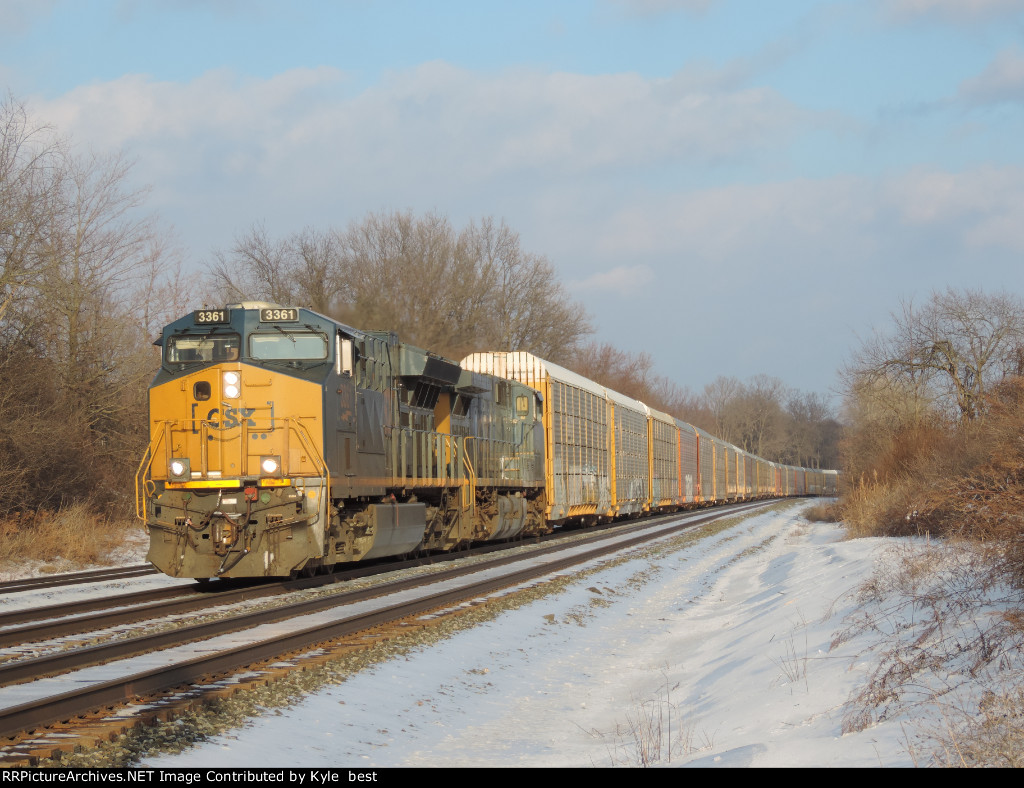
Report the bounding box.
[249,332,328,360]
[166,333,240,363]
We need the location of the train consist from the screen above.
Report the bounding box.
[136,303,838,579]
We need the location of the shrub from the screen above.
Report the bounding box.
[0,504,137,571]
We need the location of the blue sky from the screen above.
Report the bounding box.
[3,0,1024,402]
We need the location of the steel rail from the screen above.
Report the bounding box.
[0,565,158,595]
[0,539,543,645]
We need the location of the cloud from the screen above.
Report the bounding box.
[957,49,1024,106]
[33,60,811,194]
[38,66,347,147]
[21,61,1024,397]
[573,265,655,292]
[22,61,820,268]
[882,0,1024,23]
[30,62,1024,345]
[592,166,1024,268]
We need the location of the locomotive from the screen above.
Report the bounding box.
[136,303,837,579]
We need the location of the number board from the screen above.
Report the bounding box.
[260,307,299,322]
[195,309,229,324]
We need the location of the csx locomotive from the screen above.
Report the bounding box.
[136,303,837,579]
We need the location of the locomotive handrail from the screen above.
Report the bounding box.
[387,426,471,488]
[134,435,164,525]
[283,416,330,494]
[386,426,535,491]
[461,436,477,519]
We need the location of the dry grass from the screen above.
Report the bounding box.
[803,501,841,523]
[839,379,1024,560]
[927,687,1024,767]
[0,504,137,571]
[839,475,925,539]
[794,382,1024,765]
[836,540,1024,765]
[595,676,714,767]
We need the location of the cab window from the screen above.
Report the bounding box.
[166,334,240,363]
[249,332,328,360]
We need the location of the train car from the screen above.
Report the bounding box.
[714,437,729,502]
[795,466,807,496]
[692,426,718,503]
[137,303,547,578]
[460,351,614,525]
[674,419,700,504]
[609,388,650,517]
[758,458,775,497]
[646,405,680,511]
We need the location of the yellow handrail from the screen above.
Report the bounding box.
[461,436,476,517]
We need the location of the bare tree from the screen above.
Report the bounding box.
[463,217,592,361]
[0,97,180,516]
[571,342,658,402]
[846,289,1024,423]
[784,391,838,468]
[209,223,346,315]
[336,210,485,352]
[736,374,790,459]
[34,151,161,419]
[0,95,63,327]
[702,376,743,443]
[214,210,593,362]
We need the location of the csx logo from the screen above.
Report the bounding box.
[192,402,275,433]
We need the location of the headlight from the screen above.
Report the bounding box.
[169,458,190,480]
[223,371,240,399]
[260,456,281,476]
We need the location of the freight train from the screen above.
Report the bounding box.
[136,303,838,579]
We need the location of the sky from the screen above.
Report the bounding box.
[3,0,1024,401]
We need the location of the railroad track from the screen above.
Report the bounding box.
[0,564,159,594]
[0,500,775,763]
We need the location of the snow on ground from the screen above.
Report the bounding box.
[134,500,925,768]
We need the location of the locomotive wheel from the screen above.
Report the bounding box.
[293,558,325,579]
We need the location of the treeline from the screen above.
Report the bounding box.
[839,287,1024,546]
[0,97,188,518]
[209,213,592,364]
[1,96,838,521]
